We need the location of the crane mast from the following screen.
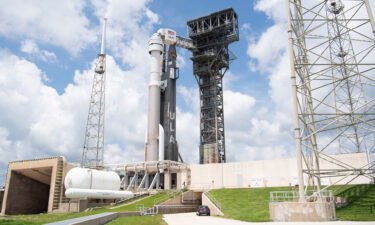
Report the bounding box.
[81,18,107,169]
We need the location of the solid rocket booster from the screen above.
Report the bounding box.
[145,33,163,161]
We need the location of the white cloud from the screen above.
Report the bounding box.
[0,0,315,186]
[224,90,256,131]
[234,0,295,162]
[247,23,287,72]
[0,0,96,55]
[0,0,160,185]
[20,39,57,62]
[254,0,286,22]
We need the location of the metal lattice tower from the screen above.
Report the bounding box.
[187,8,239,164]
[81,18,107,168]
[287,0,375,196]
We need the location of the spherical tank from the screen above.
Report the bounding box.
[64,167,121,191]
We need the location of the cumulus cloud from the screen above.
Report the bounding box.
[20,39,57,62]
[238,0,295,161]
[0,0,97,55]
[0,0,159,184]
[0,0,310,186]
[247,23,287,72]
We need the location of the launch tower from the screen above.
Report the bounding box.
[187,8,239,164]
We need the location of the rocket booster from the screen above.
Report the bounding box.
[145,33,163,161]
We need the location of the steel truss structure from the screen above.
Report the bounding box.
[187,8,239,164]
[81,19,107,168]
[287,0,375,196]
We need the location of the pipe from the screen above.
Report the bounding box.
[159,124,165,161]
[65,188,133,199]
[364,0,375,36]
[145,33,163,161]
[285,0,305,201]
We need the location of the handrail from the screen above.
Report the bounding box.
[270,190,334,202]
[205,191,223,211]
[153,190,182,206]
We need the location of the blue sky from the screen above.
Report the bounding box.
[0,0,300,185]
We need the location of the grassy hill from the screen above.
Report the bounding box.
[336,184,375,221]
[0,191,173,225]
[208,184,375,222]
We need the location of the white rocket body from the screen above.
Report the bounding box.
[145,33,164,162]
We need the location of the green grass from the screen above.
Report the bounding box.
[0,191,171,225]
[209,186,291,222]
[106,214,167,225]
[0,220,38,225]
[209,185,375,222]
[336,184,375,221]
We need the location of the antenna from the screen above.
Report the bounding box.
[100,18,107,55]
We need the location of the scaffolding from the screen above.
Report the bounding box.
[287,0,375,198]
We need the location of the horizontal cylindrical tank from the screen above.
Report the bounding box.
[65,188,133,199]
[64,167,120,191]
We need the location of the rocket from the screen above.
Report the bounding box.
[145,29,179,162]
[145,33,164,161]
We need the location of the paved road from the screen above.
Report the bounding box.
[163,213,375,225]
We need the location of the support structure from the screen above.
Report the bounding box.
[116,160,188,191]
[187,8,239,164]
[81,18,107,168]
[287,0,375,195]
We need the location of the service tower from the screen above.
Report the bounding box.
[187,8,239,164]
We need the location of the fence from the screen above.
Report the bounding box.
[270,190,334,203]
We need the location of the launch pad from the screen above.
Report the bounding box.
[1,5,374,223]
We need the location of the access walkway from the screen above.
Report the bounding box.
[45,212,118,225]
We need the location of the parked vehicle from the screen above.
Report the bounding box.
[196,205,210,216]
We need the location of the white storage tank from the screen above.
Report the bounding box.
[64,167,120,191]
[65,188,134,199]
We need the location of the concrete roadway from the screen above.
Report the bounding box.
[163,213,375,225]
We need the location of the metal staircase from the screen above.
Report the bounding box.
[52,158,65,209]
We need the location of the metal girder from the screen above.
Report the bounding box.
[138,172,148,189]
[287,0,375,197]
[127,172,138,190]
[148,172,160,190]
[176,36,196,50]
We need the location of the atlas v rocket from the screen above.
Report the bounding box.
[145,29,179,162]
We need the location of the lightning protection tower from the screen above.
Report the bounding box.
[287,0,375,197]
[187,8,239,164]
[81,18,107,169]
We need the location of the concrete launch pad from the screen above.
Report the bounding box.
[0,153,371,216]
